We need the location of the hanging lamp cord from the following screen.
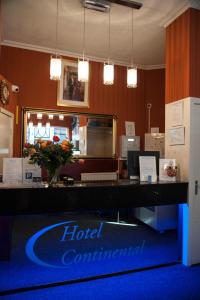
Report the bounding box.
[55,0,59,57]
[108,9,111,64]
[131,9,133,67]
[82,6,86,60]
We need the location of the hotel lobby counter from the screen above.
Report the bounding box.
[0,180,188,216]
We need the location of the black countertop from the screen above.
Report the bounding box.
[0,180,188,215]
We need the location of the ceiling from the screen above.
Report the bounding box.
[1,0,200,69]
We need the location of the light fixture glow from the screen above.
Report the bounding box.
[28,122,33,128]
[37,122,42,128]
[49,114,54,120]
[104,63,114,85]
[78,59,89,82]
[46,122,50,128]
[50,56,61,80]
[37,113,43,119]
[59,115,64,120]
[27,112,30,119]
[127,67,137,88]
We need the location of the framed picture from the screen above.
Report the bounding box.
[57,59,89,108]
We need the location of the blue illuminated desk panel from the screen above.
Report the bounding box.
[0,180,188,296]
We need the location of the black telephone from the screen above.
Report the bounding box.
[63,175,74,185]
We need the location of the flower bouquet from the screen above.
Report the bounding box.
[23,136,74,186]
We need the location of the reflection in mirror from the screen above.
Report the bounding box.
[23,108,117,158]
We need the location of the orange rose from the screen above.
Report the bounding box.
[40,142,47,149]
[30,148,36,155]
[62,140,69,146]
[61,144,69,152]
[46,140,52,145]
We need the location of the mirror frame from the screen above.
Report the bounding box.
[21,107,117,159]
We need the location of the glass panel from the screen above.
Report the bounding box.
[0,205,181,295]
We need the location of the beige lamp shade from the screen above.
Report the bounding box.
[50,56,61,80]
[78,59,89,82]
[127,67,137,88]
[103,63,114,85]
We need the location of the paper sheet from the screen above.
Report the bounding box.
[3,158,23,184]
[125,121,135,136]
[139,156,157,182]
[168,126,185,145]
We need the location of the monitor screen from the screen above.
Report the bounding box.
[127,150,160,180]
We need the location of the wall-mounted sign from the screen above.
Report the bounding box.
[125,121,135,136]
[170,101,183,127]
[168,126,185,145]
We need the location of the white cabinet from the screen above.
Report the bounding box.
[165,97,200,265]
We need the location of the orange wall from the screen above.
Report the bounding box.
[165,9,190,103]
[165,8,200,103]
[190,8,200,97]
[144,69,165,133]
[0,46,165,155]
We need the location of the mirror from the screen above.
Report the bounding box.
[22,108,117,158]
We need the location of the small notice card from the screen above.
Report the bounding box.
[3,158,23,184]
[139,156,157,182]
[22,158,41,184]
[125,121,135,136]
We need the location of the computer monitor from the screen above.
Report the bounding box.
[127,150,160,180]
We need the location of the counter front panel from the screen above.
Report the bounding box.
[0,180,188,215]
[0,180,188,296]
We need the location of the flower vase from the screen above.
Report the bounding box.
[47,167,61,187]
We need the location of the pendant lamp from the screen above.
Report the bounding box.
[104,62,114,85]
[78,6,89,82]
[127,66,137,88]
[127,9,137,88]
[103,9,114,85]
